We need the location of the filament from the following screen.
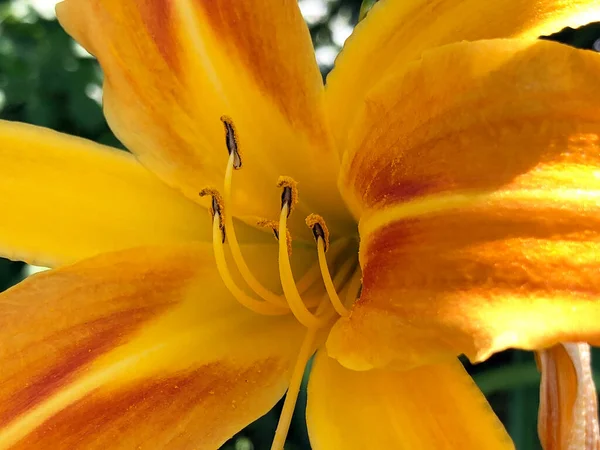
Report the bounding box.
[270,326,318,450]
[212,213,288,316]
[223,153,288,306]
[278,204,330,328]
[317,238,350,317]
[270,252,356,450]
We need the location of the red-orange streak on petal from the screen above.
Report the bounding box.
[363,205,600,297]
[0,305,170,428]
[59,0,193,157]
[339,40,600,215]
[79,0,180,74]
[338,202,600,368]
[138,0,179,71]
[195,1,320,139]
[0,248,201,434]
[349,120,600,210]
[12,359,283,449]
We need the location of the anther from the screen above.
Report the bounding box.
[257,219,280,240]
[257,219,293,256]
[199,188,226,242]
[220,115,242,169]
[277,176,298,218]
[306,214,330,252]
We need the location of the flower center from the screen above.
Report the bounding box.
[201,116,360,450]
[200,116,360,325]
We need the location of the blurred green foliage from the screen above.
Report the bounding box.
[0,0,599,449]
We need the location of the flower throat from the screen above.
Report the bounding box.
[200,116,360,326]
[200,116,360,450]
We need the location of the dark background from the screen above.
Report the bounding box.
[0,0,599,448]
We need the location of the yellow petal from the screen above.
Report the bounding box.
[0,244,305,449]
[538,343,600,450]
[325,0,600,152]
[56,0,351,235]
[306,350,513,449]
[327,40,600,371]
[0,120,215,267]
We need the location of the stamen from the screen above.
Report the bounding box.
[278,202,330,329]
[277,176,298,217]
[307,214,350,317]
[257,219,281,241]
[301,239,350,309]
[202,189,288,316]
[257,219,293,257]
[257,219,342,296]
[306,213,330,252]
[221,149,288,307]
[270,256,357,450]
[199,188,226,242]
[220,115,242,169]
[270,326,319,450]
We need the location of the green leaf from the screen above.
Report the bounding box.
[359,0,378,21]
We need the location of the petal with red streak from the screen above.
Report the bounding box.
[56,0,351,236]
[0,244,305,449]
[327,40,600,370]
[325,0,600,152]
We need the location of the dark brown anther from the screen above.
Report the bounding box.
[211,195,221,216]
[311,222,326,243]
[281,187,293,217]
[276,176,298,218]
[305,214,330,252]
[257,219,293,256]
[220,115,242,169]
[199,188,226,243]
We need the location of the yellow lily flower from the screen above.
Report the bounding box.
[0,0,599,449]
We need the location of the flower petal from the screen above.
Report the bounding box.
[327,40,600,370]
[0,120,216,267]
[0,244,305,448]
[538,343,600,450]
[325,0,600,152]
[306,350,513,449]
[56,0,350,234]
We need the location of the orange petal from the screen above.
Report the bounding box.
[56,0,351,236]
[0,244,305,448]
[327,40,600,371]
[538,343,600,450]
[339,39,600,216]
[306,350,513,449]
[0,120,215,267]
[325,0,600,152]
